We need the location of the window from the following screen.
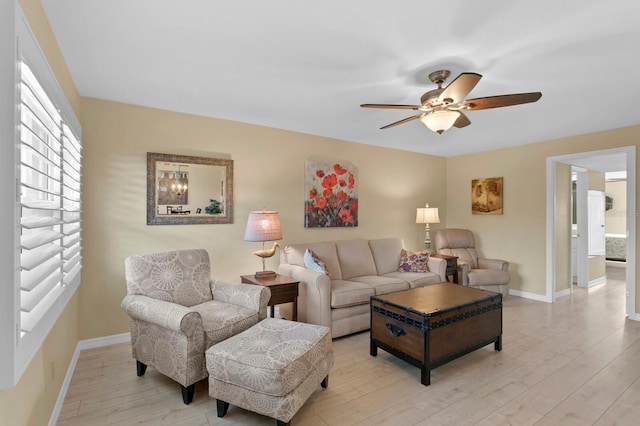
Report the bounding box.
[0,8,82,389]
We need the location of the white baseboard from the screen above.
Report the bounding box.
[578,276,607,288]
[509,288,552,303]
[628,312,640,321]
[48,333,130,426]
[554,288,571,299]
[77,332,130,350]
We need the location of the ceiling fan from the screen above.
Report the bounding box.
[361,70,542,134]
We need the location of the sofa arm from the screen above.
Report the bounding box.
[121,294,202,337]
[278,263,332,329]
[211,279,271,320]
[427,256,447,282]
[456,260,472,286]
[478,258,509,271]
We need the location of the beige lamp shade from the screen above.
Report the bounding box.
[244,210,283,242]
[416,207,440,224]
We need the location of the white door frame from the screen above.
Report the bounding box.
[545,146,636,319]
[574,167,588,288]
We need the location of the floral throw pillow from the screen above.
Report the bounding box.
[303,249,331,277]
[398,248,429,273]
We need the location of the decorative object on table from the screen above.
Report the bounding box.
[244,209,283,278]
[304,159,358,228]
[361,69,541,134]
[471,177,503,215]
[416,203,440,251]
[147,152,234,225]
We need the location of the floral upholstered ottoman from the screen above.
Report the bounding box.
[206,317,333,426]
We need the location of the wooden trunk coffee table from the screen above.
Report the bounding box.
[370,283,502,386]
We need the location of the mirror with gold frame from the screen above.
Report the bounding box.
[147,152,233,225]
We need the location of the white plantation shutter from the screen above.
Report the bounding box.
[1,6,82,388]
[18,61,82,335]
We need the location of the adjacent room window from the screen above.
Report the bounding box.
[0,10,82,388]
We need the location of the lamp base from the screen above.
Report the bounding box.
[254,270,277,279]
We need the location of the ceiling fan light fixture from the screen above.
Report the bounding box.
[420,110,460,134]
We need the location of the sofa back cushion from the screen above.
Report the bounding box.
[368,237,404,275]
[335,239,377,279]
[281,241,342,280]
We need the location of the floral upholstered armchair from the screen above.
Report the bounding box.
[121,249,270,404]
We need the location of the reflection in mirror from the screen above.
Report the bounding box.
[147,152,233,225]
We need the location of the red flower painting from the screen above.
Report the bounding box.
[305,160,358,227]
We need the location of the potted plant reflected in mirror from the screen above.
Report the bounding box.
[205,199,223,215]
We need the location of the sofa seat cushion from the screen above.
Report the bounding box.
[191,300,260,347]
[330,280,375,308]
[467,269,510,286]
[381,271,442,288]
[348,275,409,296]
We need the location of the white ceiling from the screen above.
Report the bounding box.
[41,0,640,158]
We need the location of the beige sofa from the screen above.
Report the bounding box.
[278,237,446,338]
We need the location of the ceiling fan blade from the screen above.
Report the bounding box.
[453,112,471,128]
[361,103,422,110]
[438,73,482,103]
[380,113,425,129]
[460,92,542,110]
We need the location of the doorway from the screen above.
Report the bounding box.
[546,146,636,318]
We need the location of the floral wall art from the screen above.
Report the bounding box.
[305,160,358,227]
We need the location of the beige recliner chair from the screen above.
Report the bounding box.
[432,229,510,296]
[121,248,270,404]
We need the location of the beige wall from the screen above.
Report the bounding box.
[588,170,606,192]
[445,125,639,297]
[79,97,447,339]
[606,180,627,235]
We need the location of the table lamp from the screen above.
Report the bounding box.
[244,209,283,278]
[416,203,440,251]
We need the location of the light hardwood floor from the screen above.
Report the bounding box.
[58,264,640,425]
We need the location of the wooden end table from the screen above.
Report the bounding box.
[430,254,458,283]
[240,274,299,321]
